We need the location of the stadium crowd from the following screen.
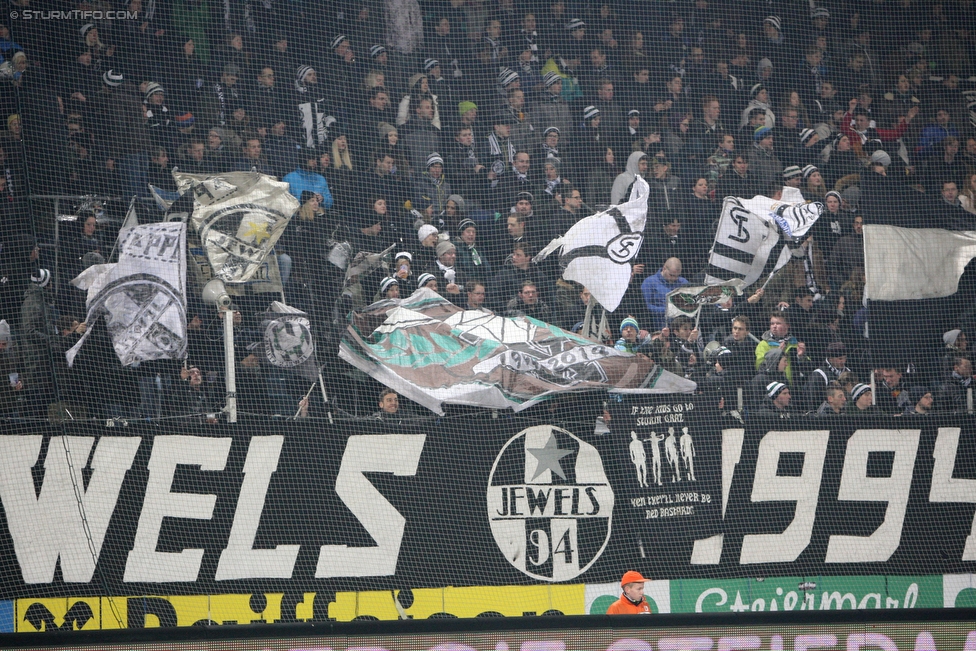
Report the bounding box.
[0,0,974,421]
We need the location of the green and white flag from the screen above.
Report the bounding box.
[339,288,679,415]
[665,279,745,320]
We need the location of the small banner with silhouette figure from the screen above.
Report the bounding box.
[599,392,724,567]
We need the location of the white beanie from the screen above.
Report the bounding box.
[418,224,438,242]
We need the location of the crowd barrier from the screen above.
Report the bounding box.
[1,391,974,631]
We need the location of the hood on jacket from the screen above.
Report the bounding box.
[758,345,785,373]
[609,150,647,204]
[625,150,646,176]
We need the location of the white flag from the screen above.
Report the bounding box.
[121,200,139,229]
[864,225,976,300]
[258,301,319,380]
[534,177,649,312]
[67,222,187,367]
[704,189,822,287]
[173,170,298,284]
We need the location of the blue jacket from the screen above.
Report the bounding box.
[917,124,960,155]
[283,168,334,209]
[641,271,688,330]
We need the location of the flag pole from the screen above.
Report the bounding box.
[581,295,598,342]
[318,370,333,424]
[293,380,318,419]
[108,196,138,263]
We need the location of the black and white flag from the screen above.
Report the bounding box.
[534,177,649,312]
[173,170,298,284]
[704,187,822,287]
[67,222,187,367]
[258,302,318,380]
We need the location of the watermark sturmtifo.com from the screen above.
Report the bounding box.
[10,10,138,20]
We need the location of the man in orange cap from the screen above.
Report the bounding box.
[606,570,652,614]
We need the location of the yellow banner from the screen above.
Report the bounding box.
[14,586,586,631]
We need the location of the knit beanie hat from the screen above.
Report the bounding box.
[297,65,314,84]
[379,276,399,294]
[851,383,872,402]
[102,69,123,87]
[766,381,787,399]
[31,268,51,288]
[620,316,639,334]
[435,240,456,257]
[418,224,438,242]
[144,82,164,102]
[783,165,802,180]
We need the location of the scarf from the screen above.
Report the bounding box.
[145,104,169,125]
[465,242,483,266]
[827,360,848,376]
[436,259,456,284]
[790,240,821,295]
[488,133,516,164]
[483,35,501,60]
[952,372,973,388]
[213,82,229,125]
[521,29,539,61]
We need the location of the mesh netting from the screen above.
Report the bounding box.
[0,0,975,631]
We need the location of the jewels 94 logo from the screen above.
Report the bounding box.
[487,425,613,582]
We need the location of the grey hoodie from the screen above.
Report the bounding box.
[610,150,646,204]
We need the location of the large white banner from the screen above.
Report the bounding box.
[67,222,187,367]
[173,170,298,284]
[864,225,976,300]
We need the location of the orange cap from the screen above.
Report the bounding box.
[620,570,648,587]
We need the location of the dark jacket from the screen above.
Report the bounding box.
[646,174,685,222]
[455,239,492,283]
[720,335,758,388]
[801,360,851,412]
[937,373,972,413]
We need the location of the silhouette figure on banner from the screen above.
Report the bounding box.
[665,427,681,482]
[629,431,649,487]
[645,430,664,486]
[680,426,696,481]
